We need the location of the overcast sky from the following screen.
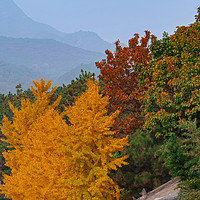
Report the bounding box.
[13,0,199,44]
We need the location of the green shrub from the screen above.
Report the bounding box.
[110,129,170,199]
[161,119,200,198]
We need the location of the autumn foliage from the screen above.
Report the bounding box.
[0,78,128,200]
[95,7,200,198]
[142,14,200,137]
[60,79,129,199]
[0,7,199,200]
[0,79,65,199]
[96,31,156,137]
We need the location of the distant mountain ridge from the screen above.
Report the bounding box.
[0,36,103,77]
[60,31,115,53]
[0,0,114,53]
[0,0,114,94]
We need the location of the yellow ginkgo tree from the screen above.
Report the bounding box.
[0,79,68,199]
[59,79,129,200]
[0,78,128,200]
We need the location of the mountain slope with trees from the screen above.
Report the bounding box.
[56,63,100,86]
[0,36,104,93]
[0,36,103,77]
[0,5,199,200]
[0,61,42,94]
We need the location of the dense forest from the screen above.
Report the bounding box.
[0,7,199,200]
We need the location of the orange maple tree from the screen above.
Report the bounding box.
[96,31,156,137]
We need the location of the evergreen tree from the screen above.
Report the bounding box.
[161,120,200,199]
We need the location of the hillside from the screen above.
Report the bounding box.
[56,63,100,86]
[0,36,104,77]
[0,61,42,94]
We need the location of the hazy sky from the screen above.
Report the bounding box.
[13,0,199,44]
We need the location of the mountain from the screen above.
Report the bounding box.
[0,0,64,39]
[56,63,100,86]
[0,36,104,78]
[0,61,42,94]
[60,31,115,53]
[0,0,114,53]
